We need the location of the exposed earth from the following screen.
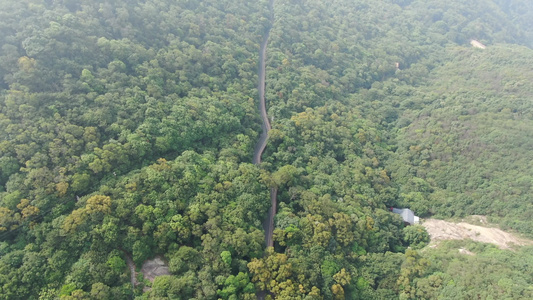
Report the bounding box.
[141,256,171,283]
[422,216,532,250]
[122,251,170,292]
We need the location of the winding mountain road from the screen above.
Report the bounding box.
[254,3,276,299]
[123,2,277,297]
[253,0,277,250]
[252,16,272,166]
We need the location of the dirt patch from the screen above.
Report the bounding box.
[422,217,532,249]
[139,256,171,293]
[141,256,171,283]
[458,247,475,255]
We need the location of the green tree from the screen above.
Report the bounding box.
[402,225,430,250]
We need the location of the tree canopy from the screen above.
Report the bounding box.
[1,0,533,299]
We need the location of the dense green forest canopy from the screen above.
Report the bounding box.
[1,0,533,299]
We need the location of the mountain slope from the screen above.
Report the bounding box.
[392,44,533,234]
[1,0,533,299]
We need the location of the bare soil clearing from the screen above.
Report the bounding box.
[122,251,170,293]
[141,256,170,283]
[422,216,532,250]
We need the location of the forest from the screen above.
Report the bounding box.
[1,0,533,299]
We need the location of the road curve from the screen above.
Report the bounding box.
[253,0,277,250]
[254,2,276,299]
[252,22,272,166]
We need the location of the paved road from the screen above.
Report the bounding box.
[253,0,276,250]
[263,188,277,248]
[252,26,271,166]
[255,1,276,299]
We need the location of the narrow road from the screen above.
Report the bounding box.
[121,249,137,288]
[253,0,277,251]
[254,2,276,299]
[252,18,272,166]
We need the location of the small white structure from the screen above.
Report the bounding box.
[392,208,419,225]
[470,40,486,49]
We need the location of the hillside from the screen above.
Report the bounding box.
[1,0,533,299]
[423,216,532,249]
[392,45,533,234]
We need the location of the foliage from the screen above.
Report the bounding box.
[402,225,430,250]
[0,0,532,299]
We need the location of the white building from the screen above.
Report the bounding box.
[470,40,486,49]
[392,208,420,225]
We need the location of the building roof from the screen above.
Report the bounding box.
[392,208,419,225]
[470,40,486,49]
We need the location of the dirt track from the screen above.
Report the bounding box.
[423,217,532,249]
[121,249,138,288]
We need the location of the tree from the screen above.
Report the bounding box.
[397,250,430,299]
[402,225,430,250]
[90,283,111,300]
[106,256,126,275]
[221,250,232,266]
[271,165,300,188]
